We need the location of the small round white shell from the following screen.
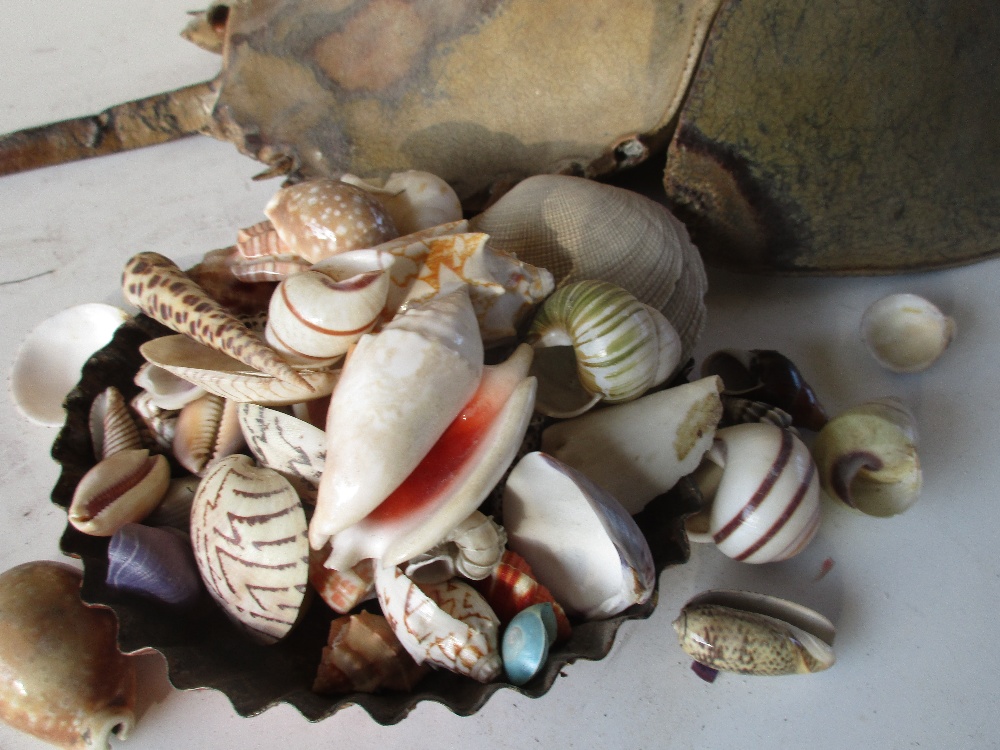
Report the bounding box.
[860,293,955,373]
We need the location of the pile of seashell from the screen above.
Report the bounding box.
[67,172,723,694]
[27,168,937,731]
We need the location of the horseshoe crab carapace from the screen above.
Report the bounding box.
[1,0,998,274]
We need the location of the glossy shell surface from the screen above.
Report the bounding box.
[50,314,695,722]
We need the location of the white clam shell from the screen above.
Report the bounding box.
[701,423,821,564]
[860,292,955,373]
[320,345,534,572]
[69,448,171,536]
[264,263,390,365]
[10,303,129,425]
[541,376,723,514]
[502,452,655,620]
[139,334,339,405]
[310,287,484,546]
[528,280,683,417]
[190,454,310,644]
[374,563,502,683]
[133,362,205,410]
[470,174,707,361]
[674,589,835,675]
[341,170,464,235]
[812,397,922,517]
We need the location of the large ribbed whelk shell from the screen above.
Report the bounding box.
[470,174,707,361]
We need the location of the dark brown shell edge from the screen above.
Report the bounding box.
[50,315,696,724]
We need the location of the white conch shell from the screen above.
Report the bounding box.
[139,334,339,405]
[502,452,655,620]
[341,171,463,235]
[541,376,724,514]
[238,403,327,493]
[69,448,170,536]
[310,287,484,546]
[699,423,821,564]
[264,178,398,262]
[860,292,955,373]
[404,511,507,584]
[528,279,683,417]
[319,345,534,572]
[264,261,390,365]
[399,232,554,344]
[470,174,707,361]
[190,455,309,644]
[812,397,922,517]
[122,252,311,391]
[674,589,836,675]
[374,563,502,682]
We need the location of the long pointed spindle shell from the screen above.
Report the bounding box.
[122,251,310,390]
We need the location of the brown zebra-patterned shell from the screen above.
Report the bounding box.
[190,454,310,644]
[122,251,310,391]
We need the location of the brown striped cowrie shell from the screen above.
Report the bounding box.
[190,454,310,644]
[674,590,835,676]
[702,422,821,564]
[122,251,311,392]
[88,386,144,460]
[172,392,246,476]
[68,448,171,536]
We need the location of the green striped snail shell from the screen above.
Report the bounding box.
[527,280,682,418]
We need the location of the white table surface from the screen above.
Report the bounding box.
[2,2,999,748]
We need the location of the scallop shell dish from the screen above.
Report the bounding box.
[9,172,715,733]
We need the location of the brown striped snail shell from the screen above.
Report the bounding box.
[689,423,821,563]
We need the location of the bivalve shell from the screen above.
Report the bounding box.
[673,589,835,676]
[190,454,310,644]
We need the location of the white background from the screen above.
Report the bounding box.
[1,2,998,748]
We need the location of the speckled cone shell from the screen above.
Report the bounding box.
[673,590,835,675]
[190,454,310,644]
[470,175,707,360]
[122,251,310,391]
[0,561,136,749]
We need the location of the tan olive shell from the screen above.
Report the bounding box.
[0,561,136,749]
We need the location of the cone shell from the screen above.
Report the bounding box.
[190,455,310,644]
[470,175,707,360]
[0,561,136,749]
[674,590,835,676]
